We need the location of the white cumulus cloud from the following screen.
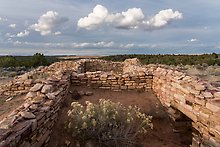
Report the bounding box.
[77,5,108,30]
[16,30,30,37]
[9,24,16,28]
[77,5,182,31]
[107,8,144,29]
[142,9,183,30]
[187,38,198,42]
[29,11,68,36]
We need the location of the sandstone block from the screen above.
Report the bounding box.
[214,92,220,98]
[206,102,220,112]
[41,85,53,93]
[195,84,206,91]
[30,83,43,92]
[26,92,37,99]
[21,111,36,119]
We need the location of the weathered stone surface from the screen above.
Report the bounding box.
[26,92,37,98]
[20,111,36,119]
[195,84,206,91]
[0,116,16,129]
[46,93,56,100]
[41,85,53,93]
[206,102,220,112]
[202,91,213,99]
[214,92,220,98]
[31,96,44,104]
[30,83,43,92]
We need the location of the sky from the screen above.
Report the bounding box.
[0,0,220,55]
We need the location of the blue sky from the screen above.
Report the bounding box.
[0,0,220,55]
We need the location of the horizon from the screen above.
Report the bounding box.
[1,0,220,55]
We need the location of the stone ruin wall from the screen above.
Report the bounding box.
[71,71,153,91]
[0,58,219,147]
[153,66,220,146]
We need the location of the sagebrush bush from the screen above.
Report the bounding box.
[67,99,153,146]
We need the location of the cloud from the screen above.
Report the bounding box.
[9,24,16,28]
[16,30,30,37]
[142,9,183,30]
[107,8,144,29]
[77,5,108,30]
[77,5,182,31]
[187,38,198,42]
[29,11,68,36]
[0,17,7,22]
[53,31,62,35]
[71,41,114,48]
[5,33,15,38]
[9,41,159,50]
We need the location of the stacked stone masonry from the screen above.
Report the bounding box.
[0,58,219,147]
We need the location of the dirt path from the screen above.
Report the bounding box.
[49,86,191,147]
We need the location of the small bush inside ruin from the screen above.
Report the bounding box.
[67,99,153,146]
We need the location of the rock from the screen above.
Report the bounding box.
[78,91,85,96]
[44,100,53,106]
[30,83,43,92]
[195,84,206,91]
[24,79,33,85]
[26,92,37,98]
[0,116,16,129]
[18,74,29,81]
[85,91,93,96]
[46,93,56,100]
[5,97,13,102]
[40,106,50,112]
[41,84,53,93]
[29,104,38,110]
[202,92,213,99]
[20,111,36,119]
[31,96,44,104]
[214,92,220,98]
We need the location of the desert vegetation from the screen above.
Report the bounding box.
[100,53,220,65]
[0,53,58,68]
[66,99,153,146]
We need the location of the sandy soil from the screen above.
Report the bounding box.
[48,86,191,147]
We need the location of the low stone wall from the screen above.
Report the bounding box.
[152,66,220,146]
[0,71,71,147]
[71,71,153,91]
[0,79,34,97]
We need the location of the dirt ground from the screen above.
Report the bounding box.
[0,78,26,120]
[0,94,26,120]
[49,86,192,147]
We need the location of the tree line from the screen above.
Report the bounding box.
[0,53,58,67]
[100,53,220,66]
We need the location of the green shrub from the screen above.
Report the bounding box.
[0,56,16,67]
[67,99,153,146]
[30,53,49,67]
